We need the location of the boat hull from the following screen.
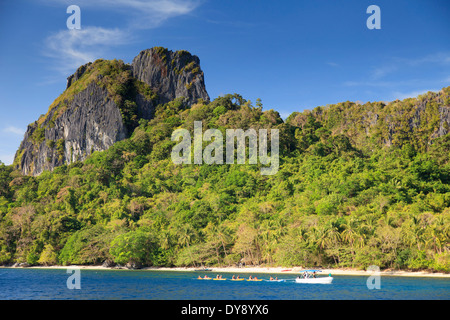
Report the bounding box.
[295,277,333,284]
[195,269,212,272]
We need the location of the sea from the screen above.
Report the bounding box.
[0,268,449,300]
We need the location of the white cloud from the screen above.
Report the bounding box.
[0,154,15,166]
[44,27,130,75]
[326,62,339,68]
[368,52,450,81]
[402,52,450,66]
[43,0,201,28]
[371,65,398,80]
[392,89,441,101]
[343,80,398,87]
[116,0,201,27]
[2,126,25,136]
[41,0,202,75]
[52,0,200,14]
[343,51,450,99]
[278,111,291,120]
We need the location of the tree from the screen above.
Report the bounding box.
[109,229,158,266]
[38,244,58,266]
[233,224,258,265]
[175,223,198,267]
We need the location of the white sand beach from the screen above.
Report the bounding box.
[7,265,448,278]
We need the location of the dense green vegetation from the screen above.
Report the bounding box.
[1,89,449,271]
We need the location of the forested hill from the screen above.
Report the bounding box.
[287,89,450,154]
[0,51,449,271]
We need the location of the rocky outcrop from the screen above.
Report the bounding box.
[132,47,210,105]
[14,47,210,176]
[16,82,129,176]
[66,62,92,89]
[102,259,116,268]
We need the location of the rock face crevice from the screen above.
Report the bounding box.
[15,47,209,176]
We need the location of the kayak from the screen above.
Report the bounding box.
[197,277,212,280]
[231,278,245,281]
[213,278,227,280]
[267,279,285,282]
[246,279,263,281]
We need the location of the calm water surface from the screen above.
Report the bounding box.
[0,268,449,300]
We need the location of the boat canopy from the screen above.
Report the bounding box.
[299,269,322,272]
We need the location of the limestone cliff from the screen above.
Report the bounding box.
[14,47,209,176]
[132,47,209,105]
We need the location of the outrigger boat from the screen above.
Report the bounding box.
[295,270,333,284]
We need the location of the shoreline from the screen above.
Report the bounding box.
[2,265,449,278]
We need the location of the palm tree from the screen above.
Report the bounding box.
[324,224,342,265]
[177,223,197,267]
[360,214,378,237]
[258,219,285,264]
[159,230,171,250]
[341,220,358,247]
[400,219,418,249]
[340,218,365,256]
[313,225,330,252]
[216,223,231,259]
[423,225,445,254]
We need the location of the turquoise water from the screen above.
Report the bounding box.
[0,268,449,300]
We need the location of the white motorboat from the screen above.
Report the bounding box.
[295,277,333,284]
[295,270,333,284]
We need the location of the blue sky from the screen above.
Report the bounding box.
[0,0,449,165]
